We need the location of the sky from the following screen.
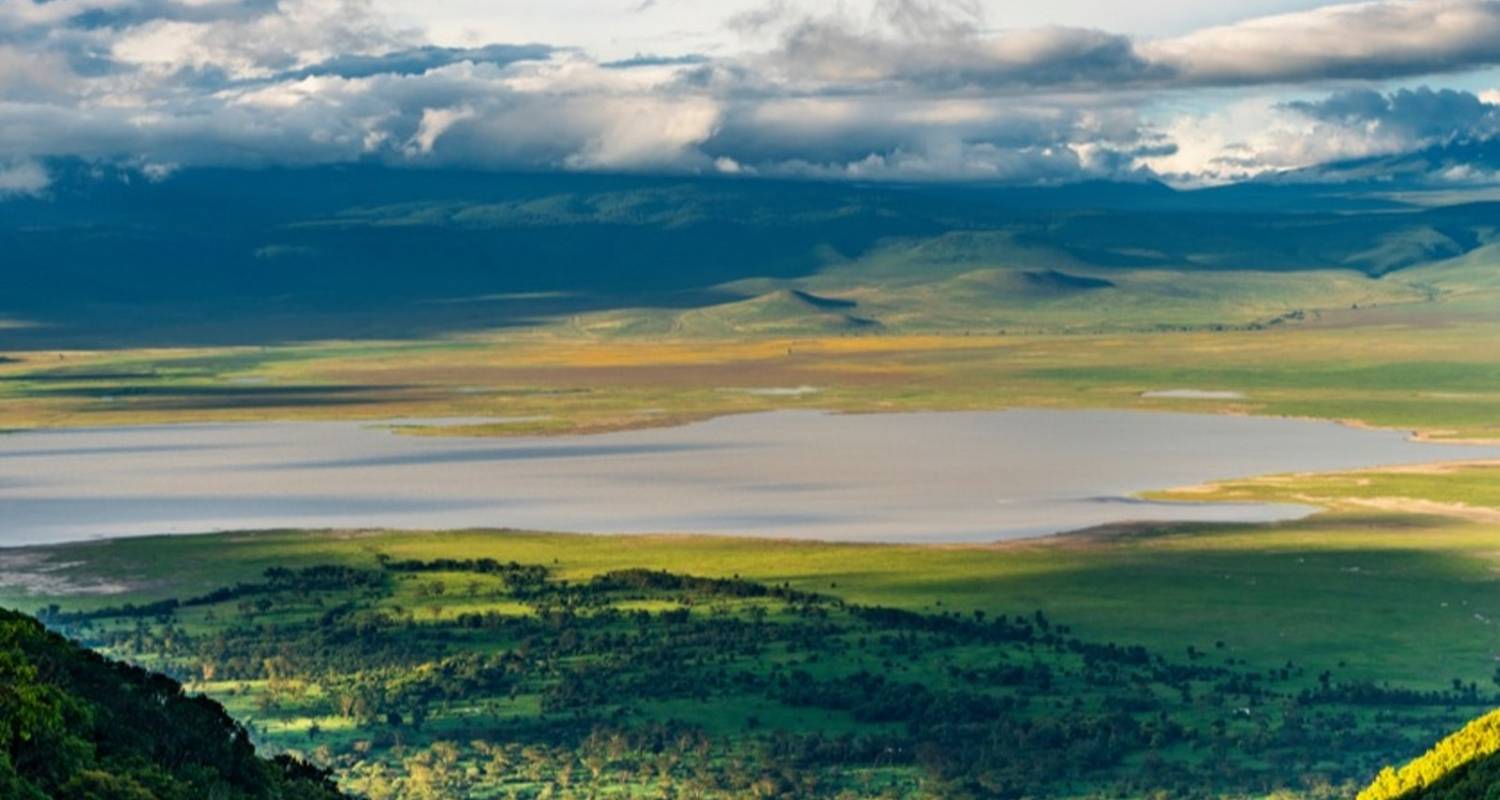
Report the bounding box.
[378,1,1346,59]
[3,0,1500,193]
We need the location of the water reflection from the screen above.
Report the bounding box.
[2,410,1498,546]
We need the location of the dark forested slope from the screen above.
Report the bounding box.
[0,607,344,800]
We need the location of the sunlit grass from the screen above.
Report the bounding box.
[4,314,1500,440]
[8,503,1500,693]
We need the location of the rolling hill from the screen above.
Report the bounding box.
[578,288,883,336]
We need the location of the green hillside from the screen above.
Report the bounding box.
[1362,709,1500,800]
[0,607,344,800]
[565,221,1500,337]
[584,257,1448,336]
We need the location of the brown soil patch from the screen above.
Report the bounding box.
[1340,497,1500,523]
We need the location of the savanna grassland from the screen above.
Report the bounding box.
[4,304,1500,442]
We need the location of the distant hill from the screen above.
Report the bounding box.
[1361,708,1500,800]
[2,162,1498,346]
[660,289,882,336]
[955,267,1116,296]
[0,607,345,799]
[580,248,1438,336]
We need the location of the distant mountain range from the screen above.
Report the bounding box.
[2,158,1497,346]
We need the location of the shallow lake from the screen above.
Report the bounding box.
[3,409,1499,546]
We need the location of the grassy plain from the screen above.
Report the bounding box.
[4,302,1500,441]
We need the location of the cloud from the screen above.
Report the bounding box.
[1285,87,1500,143]
[0,0,280,31]
[600,53,709,69]
[1142,100,1371,184]
[696,94,1156,182]
[107,0,410,80]
[1142,87,1500,184]
[1143,0,1500,85]
[404,105,477,156]
[0,44,78,99]
[5,0,1500,187]
[283,43,555,80]
[562,96,721,170]
[164,58,725,172]
[743,0,1500,93]
[0,159,49,196]
[743,1,1161,91]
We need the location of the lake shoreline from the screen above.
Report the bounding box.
[3,408,1497,549]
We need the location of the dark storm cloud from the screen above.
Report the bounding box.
[600,53,710,69]
[764,16,1165,91]
[743,0,1500,92]
[281,43,555,80]
[65,0,282,29]
[1284,87,1500,143]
